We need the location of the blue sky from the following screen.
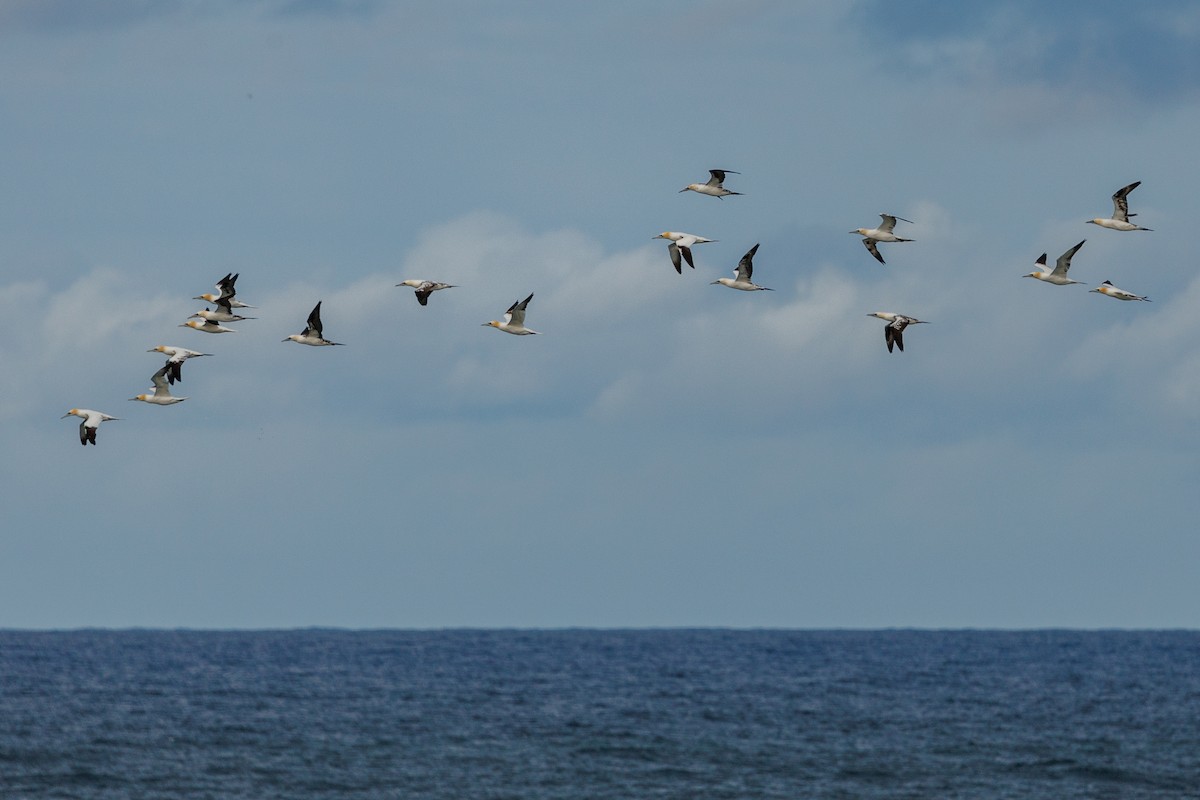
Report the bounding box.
[2,0,1198,628]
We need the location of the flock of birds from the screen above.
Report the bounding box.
[61,172,1155,446]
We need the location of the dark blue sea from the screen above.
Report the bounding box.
[1,630,1197,799]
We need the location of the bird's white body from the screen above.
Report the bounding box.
[851,214,914,264]
[61,408,119,445]
[867,312,928,353]
[180,319,236,334]
[191,305,253,324]
[130,365,187,405]
[680,169,741,198]
[1087,181,1152,231]
[284,301,344,346]
[1024,240,1087,286]
[194,293,255,308]
[484,293,538,335]
[396,279,457,306]
[1090,280,1150,301]
[712,244,772,291]
[654,231,716,274]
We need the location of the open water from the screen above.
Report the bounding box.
[1,629,1197,799]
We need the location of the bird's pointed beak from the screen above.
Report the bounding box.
[60,413,71,418]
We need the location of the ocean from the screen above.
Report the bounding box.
[1,629,1197,798]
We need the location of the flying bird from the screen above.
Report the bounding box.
[1024,240,1087,286]
[283,301,344,346]
[483,293,538,335]
[396,279,457,306]
[654,231,715,274]
[147,346,211,385]
[190,296,256,324]
[61,408,119,446]
[1087,182,1152,231]
[180,319,237,334]
[851,214,914,264]
[711,244,772,291]
[130,365,187,405]
[867,312,928,353]
[1090,280,1151,302]
[679,169,742,199]
[194,272,256,308]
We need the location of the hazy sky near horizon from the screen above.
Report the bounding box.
[2,0,1199,628]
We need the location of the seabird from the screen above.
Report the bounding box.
[180,319,237,334]
[851,214,914,264]
[483,293,538,335]
[1023,240,1087,285]
[283,301,344,346]
[711,244,772,291]
[654,231,716,274]
[867,312,928,353]
[130,365,187,405]
[190,296,256,324]
[147,346,211,385]
[1087,182,1152,231]
[679,169,742,199]
[194,272,256,308]
[61,408,119,446]
[396,279,457,306]
[1090,280,1151,302]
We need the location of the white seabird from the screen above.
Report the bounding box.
[180,319,237,334]
[61,408,119,446]
[1090,280,1151,302]
[396,279,457,306]
[190,296,256,324]
[1087,182,1152,231]
[711,244,772,291]
[284,301,344,346]
[130,365,187,405]
[654,231,716,274]
[483,293,538,335]
[1023,240,1087,286]
[194,272,256,308]
[867,312,928,353]
[147,346,212,385]
[679,169,741,199]
[851,214,914,264]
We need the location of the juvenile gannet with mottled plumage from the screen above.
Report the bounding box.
[61,408,119,445]
[867,312,928,353]
[654,232,715,274]
[851,214,914,264]
[1024,240,1087,286]
[147,346,211,385]
[679,169,741,199]
[483,293,538,335]
[180,319,237,334]
[130,365,187,405]
[284,301,344,346]
[396,280,457,306]
[1090,280,1151,302]
[711,244,772,291]
[1087,182,1152,231]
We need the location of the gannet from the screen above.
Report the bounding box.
[396,279,457,306]
[180,319,237,334]
[1087,182,1152,231]
[1023,240,1087,285]
[867,312,928,353]
[284,301,344,346]
[1090,280,1151,302]
[194,272,255,308]
[851,214,914,264]
[61,408,119,446]
[483,293,538,335]
[147,346,211,385]
[711,244,772,291]
[130,365,187,405]
[190,296,256,324]
[654,232,715,274]
[679,169,741,199]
